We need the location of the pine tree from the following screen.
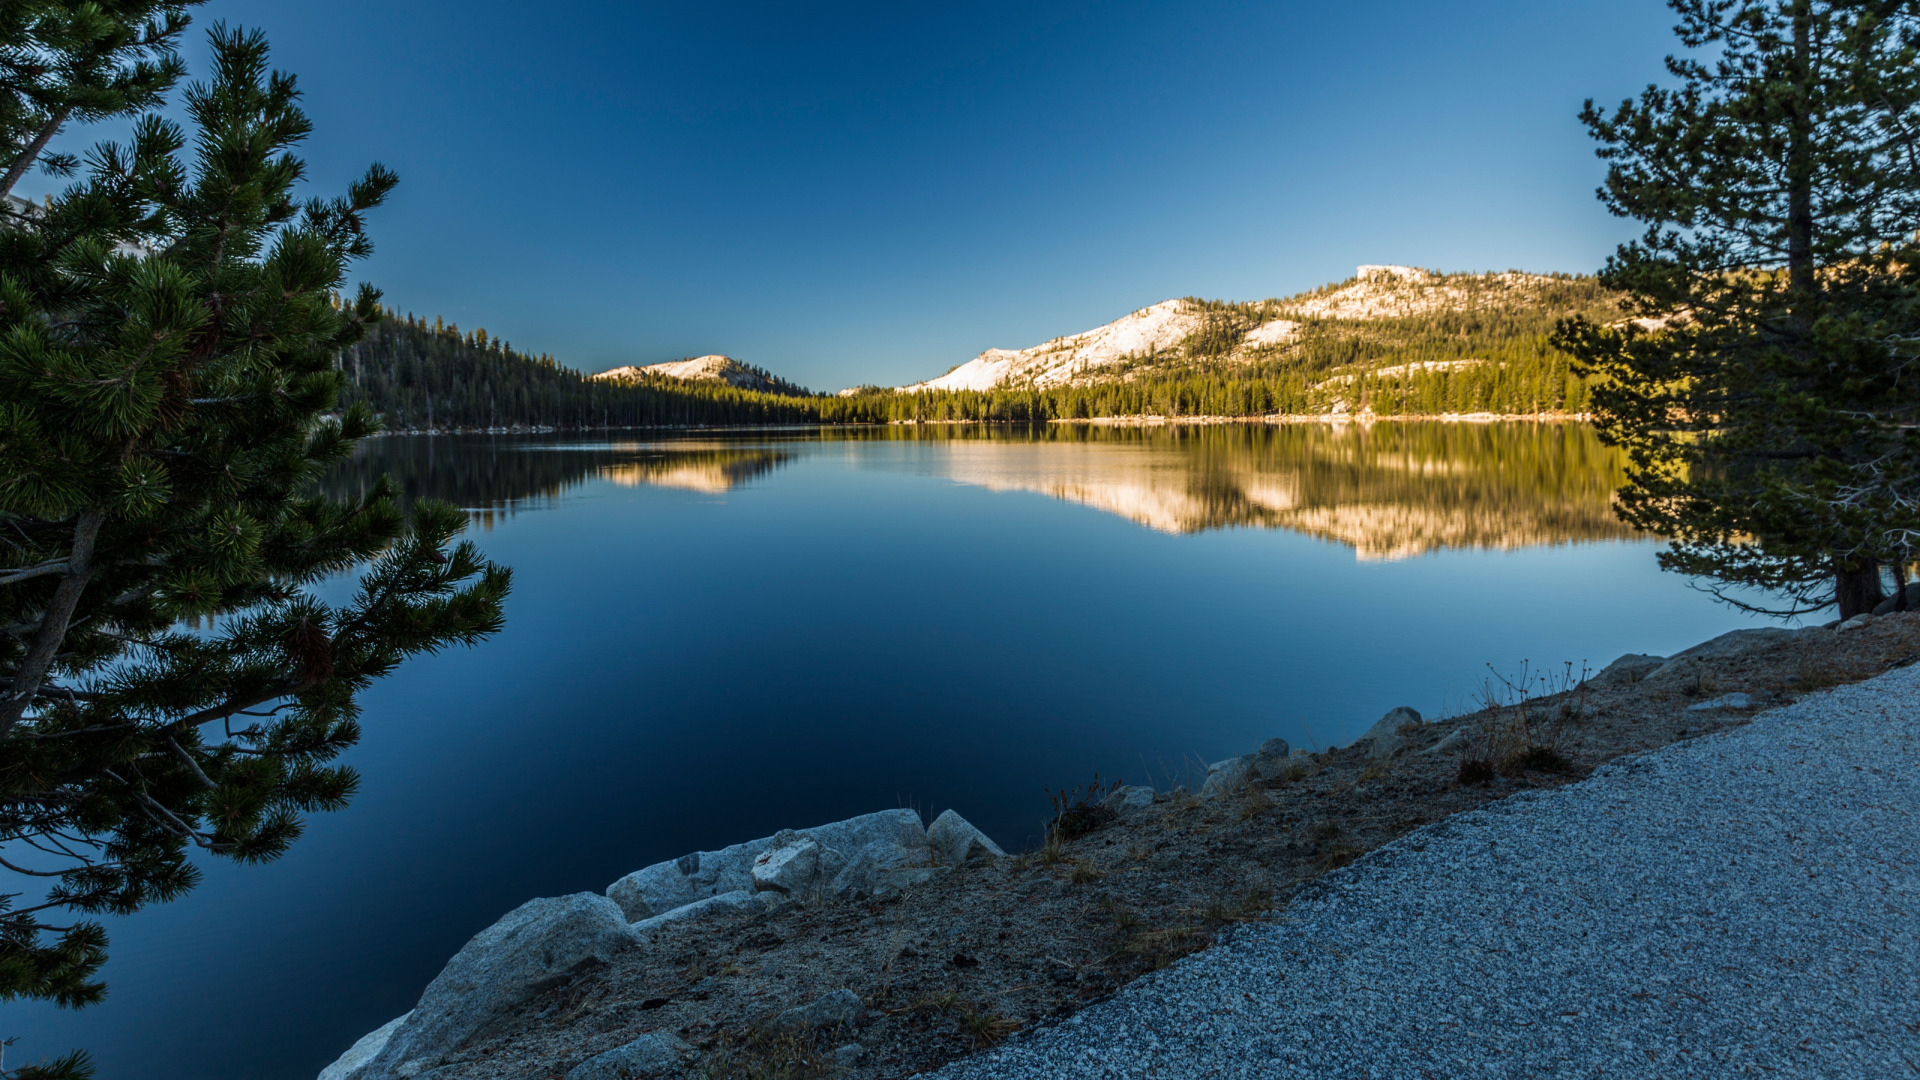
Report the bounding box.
[0,0,203,201]
[1555,0,1920,616]
[0,26,508,1079]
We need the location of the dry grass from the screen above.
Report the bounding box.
[960,1006,1022,1048]
[1458,660,1590,780]
[1794,660,1841,692]
[1235,787,1270,821]
[1047,775,1120,841]
[697,1026,834,1080]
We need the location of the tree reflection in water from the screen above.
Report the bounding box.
[324,423,1635,556]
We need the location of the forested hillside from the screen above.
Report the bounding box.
[335,312,825,429]
[336,270,1621,430]
[843,271,1622,423]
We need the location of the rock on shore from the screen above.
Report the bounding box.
[320,807,998,1080]
[346,893,631,1080]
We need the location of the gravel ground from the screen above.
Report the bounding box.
[932,663,1920,1079]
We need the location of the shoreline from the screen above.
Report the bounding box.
[1046,410,1593,427]
[357,414,1592,437]
[321,612,1920,1080]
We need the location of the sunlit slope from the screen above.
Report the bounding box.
[897,266,1622,409]
[594,355,813,397]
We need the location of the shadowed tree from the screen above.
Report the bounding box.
[0,24,508,1080]
[1556,0,1920,617]
[0,0,203,201]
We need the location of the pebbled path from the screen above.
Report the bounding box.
[934,665,1920,1079]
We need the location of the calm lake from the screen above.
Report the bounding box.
[13,422,1762,1079]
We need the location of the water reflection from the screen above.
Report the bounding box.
[325,437,793,526]
[48,421,1728,1080]
[594,444,790,493]
[326,423,1635,556]
[915,423,1634,558]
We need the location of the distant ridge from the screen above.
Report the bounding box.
[899,266,1593,394]
[595,354,812,397]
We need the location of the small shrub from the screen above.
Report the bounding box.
[1504,745,1573,774]
[1318,843,1362,869]
[1466,659,1587,767]
[961,1006,1021,1047]
[910,990,962,1014]
[1100,897,1142,931]
[1457,759,1497,786]
[1232,884,1274,918]
[1120,925,1207,969]
[1069,859,1102,885]
[1047,774,1120,841]
[1310,819,1343,841]
[1794,661,1839,692]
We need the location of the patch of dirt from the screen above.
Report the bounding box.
[424,614,1920,1080]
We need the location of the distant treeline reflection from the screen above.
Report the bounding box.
[322,437,794,526]
[323,423,1635,555]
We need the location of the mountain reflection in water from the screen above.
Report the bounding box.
[918,423,1634,559]
[327,423,1634,557]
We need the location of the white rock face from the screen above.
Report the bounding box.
[607,835,775,921]
[775,988,866,1031]
[1240,319,1300,348]
[1200,757,1256,798]
[1286,266,1555,321]
[1249,737,1293,779]
[350,893,631,1080]
[1101,784,1156,814]
[629,890,765,937]
[607,810,930,922]
[897,266,1583,394]
[927,809,1007,867]
[1591,653,1667,688]
[752,834,823,895]
[905,300,1208,392]
[317,1013,408,1080]
[1423,726,1470,757]
[1667,627,1806,660]
[1361,707,1423,758]
[564,1032,693,1080]
[1687,692,1759,712]
[593,354,788,392]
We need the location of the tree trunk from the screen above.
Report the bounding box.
[0,105,71,204]
[1895,559,1910,612]
[1835,558,1885,619]
[0,508,104,738]
[1786,5,1815,302]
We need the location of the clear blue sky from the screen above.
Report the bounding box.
[42,1,1683,390]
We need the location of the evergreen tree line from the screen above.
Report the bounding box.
[820,275,1620,424]
[333,274,1621,430]
[334,310,828,429]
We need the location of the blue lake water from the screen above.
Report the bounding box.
[9,423,1763,1079]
